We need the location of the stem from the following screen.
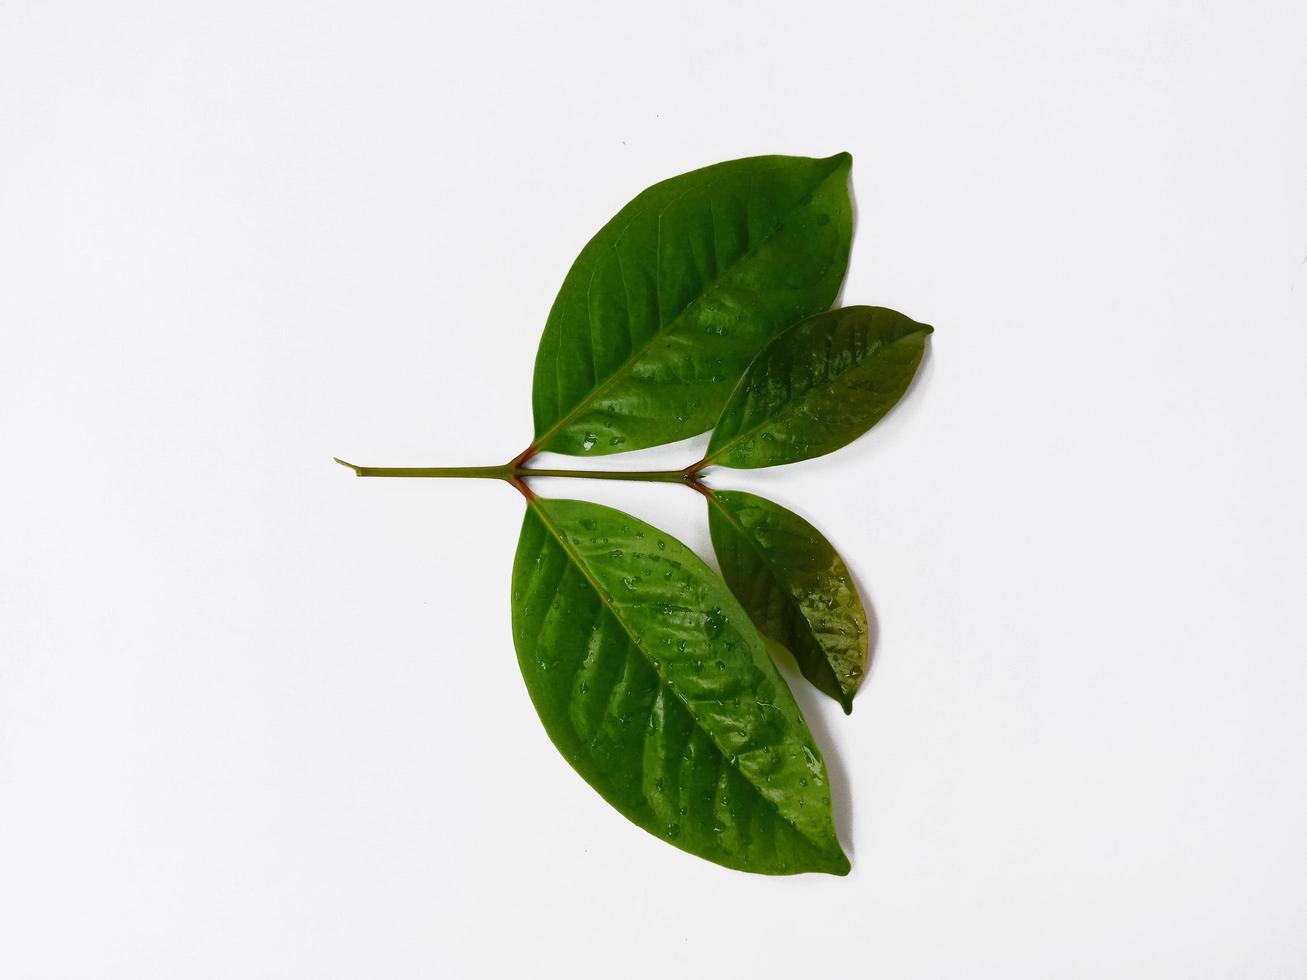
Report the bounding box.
[334,458,701,486]
[521,468,692,483]
[508,444,538,469]
[333,459,512,480]
[686,477,713,498]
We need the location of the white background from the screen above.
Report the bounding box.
[2,1,1305,976]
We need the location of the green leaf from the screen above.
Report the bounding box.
[706,490,868,713]
[529,153,853,457]
[703,306,932,469]
[511,496,849,875]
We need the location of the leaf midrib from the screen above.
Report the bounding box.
[527,498,828,851]
[706,324,932,465]
[533,158,847,453]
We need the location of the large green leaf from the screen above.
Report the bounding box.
[707,490,868,713]
[511,496,849,875]
[703,306,932,469]
[529,153,852,457]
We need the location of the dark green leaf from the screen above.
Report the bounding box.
[530,154,852,457]
[707,490,868,713]
[511,496,849,875]
[703,306,932,469]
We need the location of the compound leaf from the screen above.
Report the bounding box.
[511,496,848,875]
[704,306,932,469]
[530,153,852,457]
[707,490,868,713]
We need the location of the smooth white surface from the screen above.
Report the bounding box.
[3,1,1306,976]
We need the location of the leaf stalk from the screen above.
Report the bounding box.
[334,457,707,487]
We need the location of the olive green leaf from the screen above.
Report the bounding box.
[511,496,849,875]
[529,153,852,457]
[702,306,932,469]
[706,489,869,713]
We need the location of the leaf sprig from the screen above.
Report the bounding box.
[338,153,933,876]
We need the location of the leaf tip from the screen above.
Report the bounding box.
[823,846,852,876]
[333,457,362,476]
[828,150,853,172]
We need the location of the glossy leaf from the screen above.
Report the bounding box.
[530,153,852,457]
[511,496,848,875]
[704,306,932,469]
[707,490,868,713]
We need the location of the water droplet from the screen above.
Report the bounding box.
[803,746,821,774]
[581,433,598,451]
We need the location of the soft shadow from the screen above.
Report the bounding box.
[832,166,860,309]
[843,562,882,693]
[769,641,856,857]
[742,487,876,858]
